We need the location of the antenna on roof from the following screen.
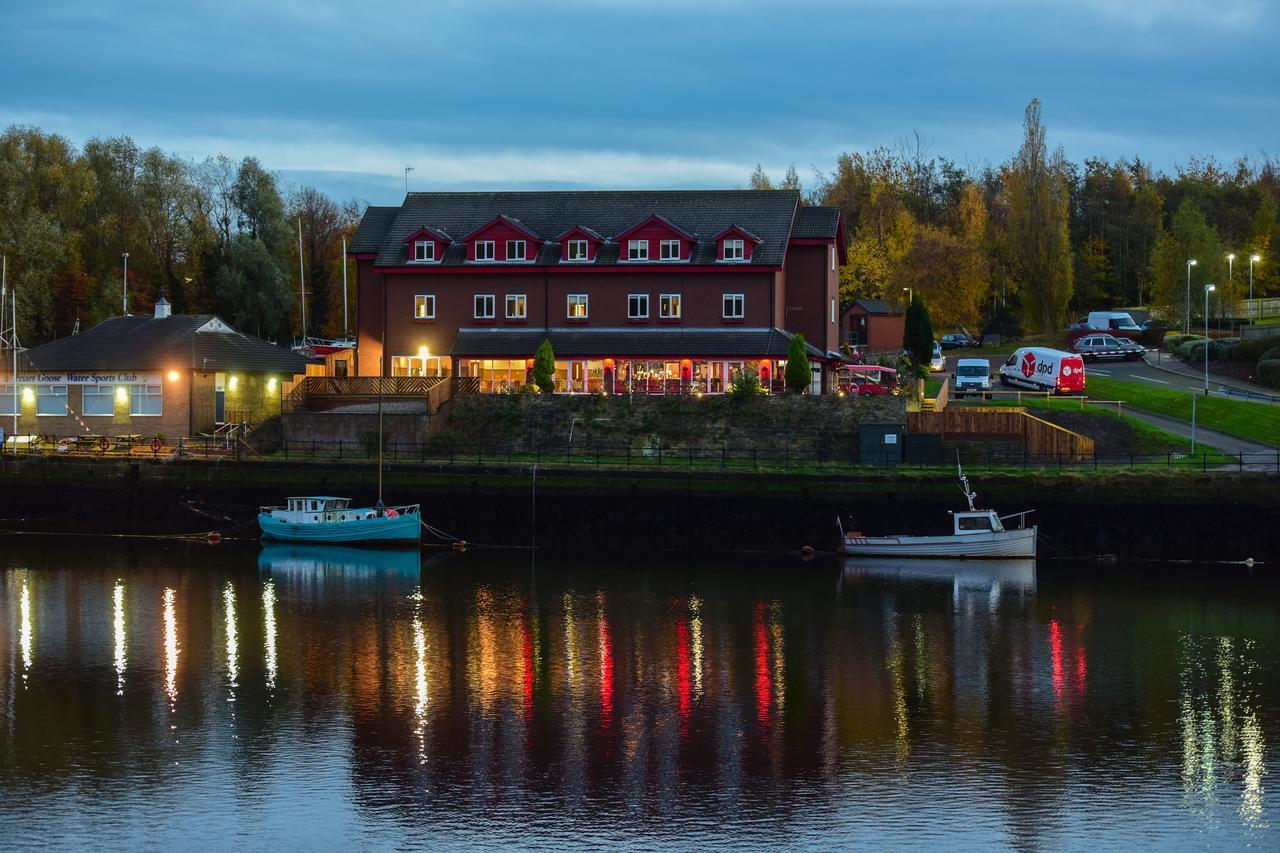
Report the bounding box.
[404,165,414,195]
[297,218,307,345]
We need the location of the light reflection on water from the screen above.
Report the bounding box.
[0,544,1276,850]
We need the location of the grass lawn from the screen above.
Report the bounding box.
[924,377,943,397]
[978,396,1232,462]
[1083,375,1280,447]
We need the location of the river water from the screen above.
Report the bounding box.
[0,539,1276,851]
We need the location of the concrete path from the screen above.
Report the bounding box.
[1120,408,1280,470]
[1131,353,1280,402]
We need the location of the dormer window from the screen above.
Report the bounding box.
[462,215,542,266]
[413,240,435,263]
[505,239,526,261]
[567,240,589,261]
[475,240,495,261]
[723,239,744,261]
[659,239,681,261]
[628,240,649,261]
[714,226,760,263]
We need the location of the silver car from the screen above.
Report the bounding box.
[1072,334,1144,362]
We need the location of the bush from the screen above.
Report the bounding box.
[785,333,811,393]
[1233,334,1280,363]
[1209,337,1240,360]
[1168,335,1208,360]
[1163,333,1203,352]
[532,339,556,393]
[729,371,762,399]
[1259,347,1280,364]
[1257,359,1280,390]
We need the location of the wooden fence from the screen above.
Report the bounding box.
[907,407,1094,460]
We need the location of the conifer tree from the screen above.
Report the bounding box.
[532,338,556,393]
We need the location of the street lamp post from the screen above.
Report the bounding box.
[1227,254,1235,321]
[1184,259,1197,333]
[121,252,129,315]
[1203,284,1215,394]
[1249,254,1261,321]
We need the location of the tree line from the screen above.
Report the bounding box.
[0,127,359,345]
[753,99,1279,335]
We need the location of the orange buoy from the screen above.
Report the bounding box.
[207,531,223,544]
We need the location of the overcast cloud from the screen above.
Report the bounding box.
[1,0,1275,204]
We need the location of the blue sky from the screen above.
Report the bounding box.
[2,1,1275,205]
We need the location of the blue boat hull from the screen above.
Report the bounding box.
[258,511,421,544]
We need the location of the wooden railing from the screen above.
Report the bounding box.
[907,407,1094,460]
[284,375,450,414]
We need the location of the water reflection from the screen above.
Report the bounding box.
[0,546,1276,850]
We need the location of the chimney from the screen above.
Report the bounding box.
[154,294,171,319]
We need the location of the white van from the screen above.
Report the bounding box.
[998,347,1086,394]
[953,358,992,397]
[1086,311,1141,332]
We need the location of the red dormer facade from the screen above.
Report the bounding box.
[615,214,696,263]
[713,226,761,263]
[403,227,450,264]
[462,215,542,263]
[556,226,605,263]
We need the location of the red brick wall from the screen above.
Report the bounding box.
[782,243,838,353]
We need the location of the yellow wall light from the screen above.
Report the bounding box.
[116,386,129,404]
[228,375,239,391]
[418,345,429,358]
[22,387,34,404]
[167,370,180,382]
[267,377,278,393]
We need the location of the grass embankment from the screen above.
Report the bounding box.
[1084,376,1280,447]
[979,396,1232,463]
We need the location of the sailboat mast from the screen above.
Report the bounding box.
[341,237,349,338]
[297,218,307,345]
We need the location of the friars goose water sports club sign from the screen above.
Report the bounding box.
[18,372,160,385]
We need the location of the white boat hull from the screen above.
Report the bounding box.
[840,525,1037,559]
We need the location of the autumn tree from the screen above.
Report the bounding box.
[1004,99,1073,334]
[1149,198,1223,329]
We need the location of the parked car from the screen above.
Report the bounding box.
[1072,334,1144,362]
[837,364,900,396]
[953,358,992,397]
[929,341,946,372]
[998,347,1087,394]
[939,332,977,350]
[1084,311,1142,332]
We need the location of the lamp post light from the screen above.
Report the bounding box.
[1249,254,1261,321]
[1184,259,1197,333]
[902,287,912,306]
[1203,284,1215,394]
[1227,254,1235,321]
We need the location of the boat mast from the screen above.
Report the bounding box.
[3,256,16,443]
[341,236,349,339]
[297,218,307,346]
[377,376,384,506]
[956,456,977,511]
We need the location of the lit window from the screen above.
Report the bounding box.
[831,245,836,271]
[505,239,526,261]
[628,240,648,261]
[474,294,496,319]
[414,294,435,319]
[722,293,745,319]
[660,239,681,261]
[506,293,527,319]
[831,298,836,323]
[628,293,649,319]
[130,383,163,416]
[567,294,589,319]
[660,293,681,319]
[475,240,495,261]
[723,239,745,261]
[36,384,67,416]
[413,240,435,262]
[83,384,114,416]
[567,239,589,261]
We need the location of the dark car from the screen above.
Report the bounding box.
[1071,334,1144,361]
[939,333,976,350]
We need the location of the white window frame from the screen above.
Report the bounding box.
[130,383,163,416]
[567,239,590,261]
[36,384,67,417]
[722,293,745,319]
[627,293,649,320]
[504,239,526,261]
[505,293,527,320]
[474,293,496,319]
[659,293,681,319]
[628,239,649,261]
[566,294,589,319]
[474,240,495,262]
[413,240,435,263]
[414,294,435,320]
[659,239,681,261]
[723,239,745,261]
[831,245,836,271]
[0,385,15,417]
[831,298,836,323]
[82,384,115,416]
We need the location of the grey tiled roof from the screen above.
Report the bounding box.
[354,190,830,268]
[349,206,397,253]
[20,315,310,373]
[791,206,841,239]
[450,326,827,359]
[851,298,897,315]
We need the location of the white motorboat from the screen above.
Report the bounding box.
[838,466,1037,559]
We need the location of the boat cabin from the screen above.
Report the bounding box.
[287,496,351,513]
[950,510,1006,535]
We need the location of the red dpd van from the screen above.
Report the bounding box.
[998,347,1086,394]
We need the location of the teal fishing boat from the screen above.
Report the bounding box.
[258,497,421,544]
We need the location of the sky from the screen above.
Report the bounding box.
[1,0,1276,206]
